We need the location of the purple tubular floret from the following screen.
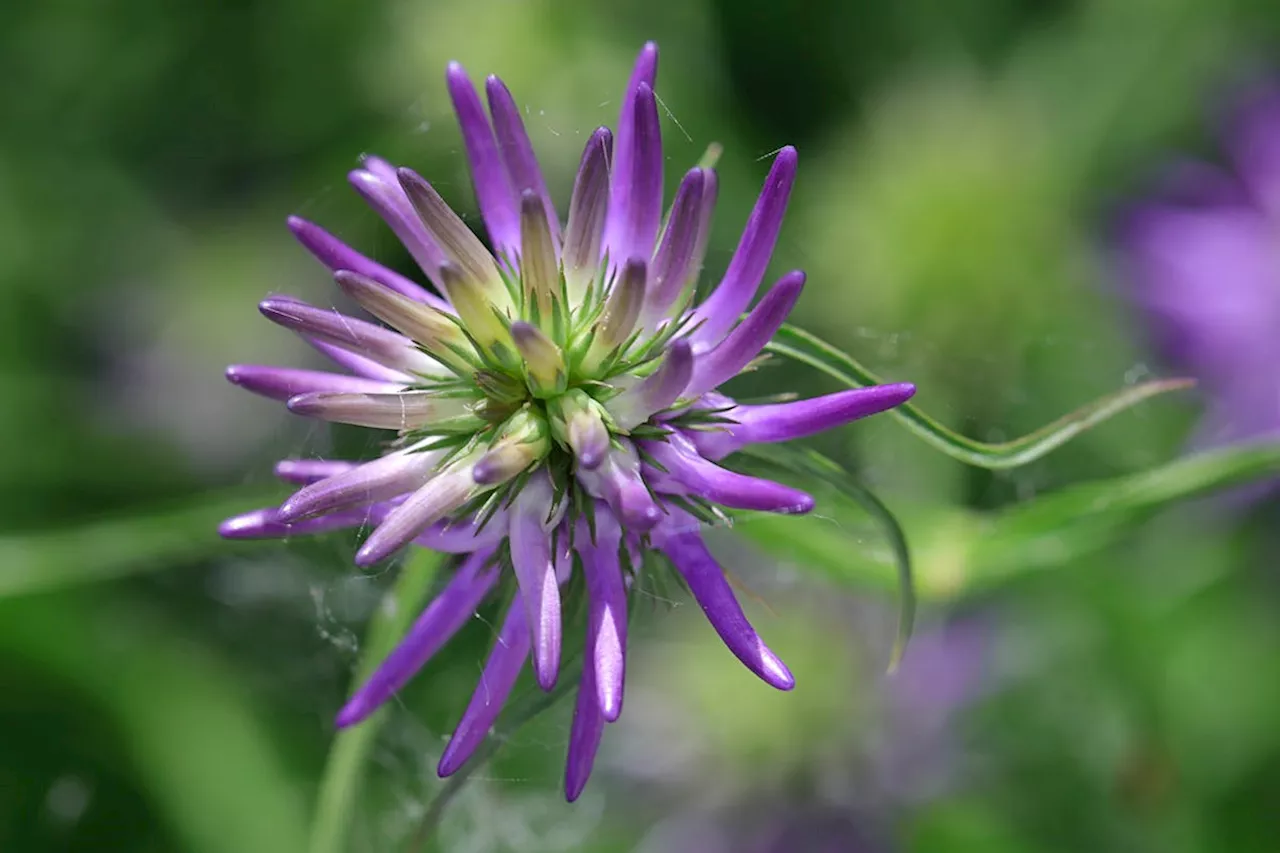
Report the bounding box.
[690,146,798,348]
[446,62,520,258]
[336,549,500,728]
[659,530,795,690]
[684,270,806,397]
[437,597,531,776]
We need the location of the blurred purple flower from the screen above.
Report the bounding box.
[218,43,915,799]
[627,613,991,852]
[1119,82,1280,449]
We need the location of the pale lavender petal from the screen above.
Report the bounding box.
[446,62,520,258]
[286,390,477,431]
[577,521,628,721]
[682,168,718,293]
[510,476,563,690]
[286,215,450,311]
[575,442,663,532]
[486,75,560,246]
[684,270,805,397]
[258,298,446,378]
[337,549,499,727]
[218,506,375,540]
[274,459,358,485]
[348,159,450,280]
[277,446,441,521]
[642,433,813,514]
[355,463,479,566]
[645,168,707,320]
[689,147,798,348]
[695,383,918,460]
[305,338,414,384]
[563,128,613,298]
[225,364,400,402]
[606,339,693,429]
[564,654,605,802]
[659,531,795,690]
[412,512,508,553]
[603,43,659,266]
[437,597,531,776]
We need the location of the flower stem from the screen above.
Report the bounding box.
[308,549,446,853]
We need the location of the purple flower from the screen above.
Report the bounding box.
[1119,82,1280,449]
[220,43,915,800]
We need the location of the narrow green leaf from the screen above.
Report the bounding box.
[308,548,447,853]
[0,592,309,853]
[968,442,1280,589]
[741,442,1280,602]
[766,323,1195,469]
[735,445,915,670]
[0,489,279,598]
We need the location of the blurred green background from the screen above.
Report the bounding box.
[3,0,1280,850]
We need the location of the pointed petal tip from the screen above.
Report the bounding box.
[333,699,371,729]
[564,777,588,803]
[599,689,623,722]
[217,512,261,539]
[353,540,391,568]
[759,648,796,690]
[535,665,559,692]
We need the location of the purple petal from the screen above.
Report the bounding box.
[446,62,520,258]
[258,298,445,378]
[396,168,508,302]
[645,168,707,320]
[225,365,400,402]
[575,442,663,532]
[642,433,814,514]
[564,653,605,802]
[337,549,499,727]
[348,159,450,281]
[277,447,441,522]
[606,81,663,266]
[563,128,613,299]
[305,338,414,384]
[274,459,358,485]
[486,75,561,247]
[577,522,628,721]
[695,383,917,460]
[286,390,475,431]
[605,339,693,429]
[218,506,375,540]
[603,43,659,267]
[659,530,795,690]
[684,270,805,397]
[689,147,798,348]
[355,463,479,566]
[286,215,450,311]
[510,476,563,690]
[437,597,531,776]
[414,513,509,553]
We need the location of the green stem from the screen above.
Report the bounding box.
[767,324,1195,470]
[308,550,446,853]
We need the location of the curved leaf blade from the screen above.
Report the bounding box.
[735,444,915,670]
[766,323,1194,469]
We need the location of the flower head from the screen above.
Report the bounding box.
[1119,81,1280,449]
[222,43,915,800]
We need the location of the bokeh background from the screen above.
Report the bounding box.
[3,0,1280,850]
